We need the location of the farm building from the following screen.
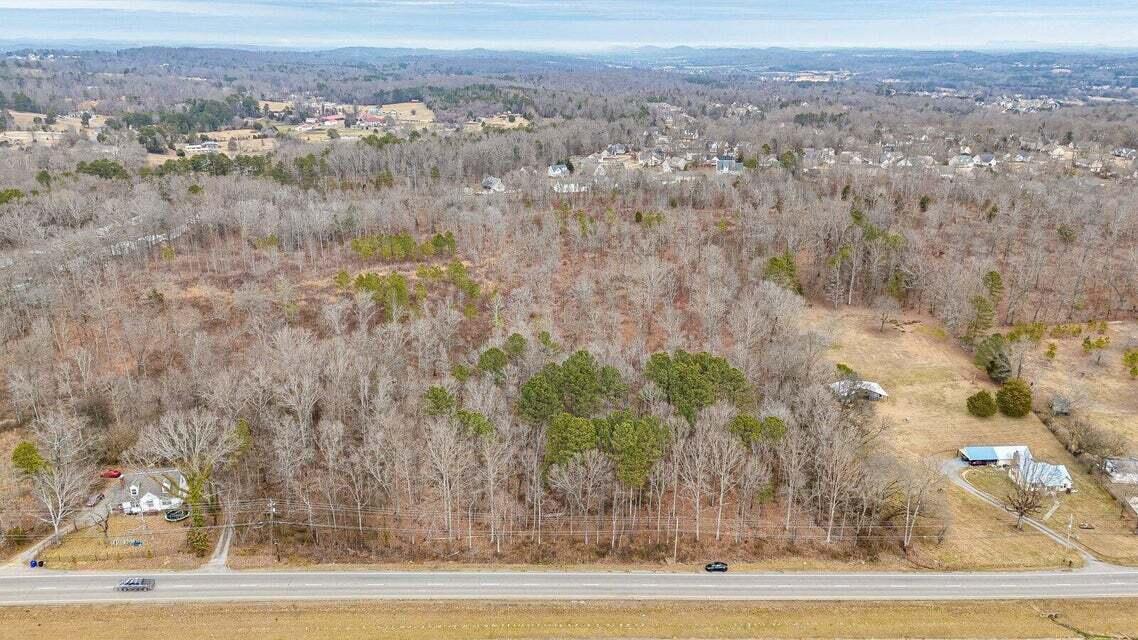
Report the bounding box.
[958,445,1031,467]
[829,380,888,401]
[1104,458,1138,484]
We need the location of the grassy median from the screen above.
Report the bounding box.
[3,599,1135,638]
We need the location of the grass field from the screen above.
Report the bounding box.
[807,307,1138,566]
[3,110,107,132]
[258,99,293,113]
[379,101,436,125]
[966,467,1138,563]
[922,484,1081,569]
[465,112,530,133]
[1029,320,1138,446]
[3,599,1134,639]
[39,515,207,570]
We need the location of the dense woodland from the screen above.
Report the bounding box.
[1,47,1136,564]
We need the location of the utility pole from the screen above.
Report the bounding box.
[268,499,280,562]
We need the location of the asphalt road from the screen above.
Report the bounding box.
[3,567,1138,604]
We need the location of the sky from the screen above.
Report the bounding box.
[1,0,1137,52]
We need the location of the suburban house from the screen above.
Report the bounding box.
[1012,457,1074,493]
[119,469,188,515]
[973,152,997,168]
[1104,458,1138,484]
[715,155,744,174]
[958,445,1031,467]
[604,143,628,157]
[547,163,570,178]
[829,380,888,401]
[950,153,974,168]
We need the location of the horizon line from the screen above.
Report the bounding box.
[5,40,1138,57]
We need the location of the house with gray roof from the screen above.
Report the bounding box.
[119,469,188,515]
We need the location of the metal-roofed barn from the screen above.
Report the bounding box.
[958,445,1031,467]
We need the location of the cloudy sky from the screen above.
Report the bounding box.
[1,0,1136,51]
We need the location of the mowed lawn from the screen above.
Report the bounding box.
[3,600,1135,639]
[806,307,1138,566]
[40,515,207,570]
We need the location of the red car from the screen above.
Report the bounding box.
[99,469,122,479]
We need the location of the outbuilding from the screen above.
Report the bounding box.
[1104,458,1138,484]
[958,445,1031,467]
[829,380,888,401]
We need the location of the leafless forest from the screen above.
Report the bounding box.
[1,47,1136,564]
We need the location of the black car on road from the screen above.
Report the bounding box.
[704,561,728,572]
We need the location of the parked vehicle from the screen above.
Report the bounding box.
[115,578,155,592]
[163,509,190,522]
[704,561,729,572]
[85,493,105,507]
[100,469,122,479]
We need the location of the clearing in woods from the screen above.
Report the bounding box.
[807,307,1138,566]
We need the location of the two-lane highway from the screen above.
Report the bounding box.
[3,568,1138,604]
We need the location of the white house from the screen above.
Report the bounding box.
[1012,457,1074,493]
[120,469,188,515]
[547,163,570,178]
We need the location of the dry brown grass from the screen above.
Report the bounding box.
[1028,320,1138,446]
[965,467,1138,564]
[228,547,915,572]
[923,484,1081,570]
[2,599,1134,639]
[2,110,106,132]
[805,307,1138,566]
[39,515,207,570]
[379,101,436,124]
[258,100,293,112]
[465,113,530,132]
[0,130,65,147]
